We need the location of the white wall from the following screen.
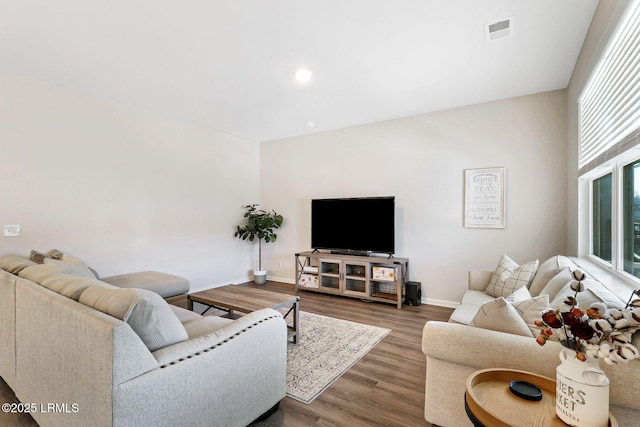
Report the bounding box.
[0,70,259,291]
[260,90,568,305]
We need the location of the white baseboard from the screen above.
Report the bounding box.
[421,297,459,308]
[266,275,295,285]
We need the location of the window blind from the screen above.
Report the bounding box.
[578,0,640,175]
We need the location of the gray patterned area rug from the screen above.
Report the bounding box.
[284,311,390,404]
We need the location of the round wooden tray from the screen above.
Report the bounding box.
[465,368,617,427]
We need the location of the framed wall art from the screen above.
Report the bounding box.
[464,167,506,229]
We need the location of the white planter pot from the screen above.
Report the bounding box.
[253,270,267,285]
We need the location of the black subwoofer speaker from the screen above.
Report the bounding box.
[404,281,421,306]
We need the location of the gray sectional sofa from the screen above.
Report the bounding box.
[422,255,640,426]
[0,254,287,427]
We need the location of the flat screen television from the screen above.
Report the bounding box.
[311,196,395,255]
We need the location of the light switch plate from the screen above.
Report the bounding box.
[4,225,20,237]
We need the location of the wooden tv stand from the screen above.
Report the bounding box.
[295,251,409,309]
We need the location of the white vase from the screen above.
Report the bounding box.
[253,269,267,285]
[556,348,610,427]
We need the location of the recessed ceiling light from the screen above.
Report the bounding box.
[307,121,315,128]
[295,68,313,83]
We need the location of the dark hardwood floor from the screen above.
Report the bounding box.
[248,281,453,427]
[0,281,453,427]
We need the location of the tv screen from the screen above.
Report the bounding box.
[311,196,395,254]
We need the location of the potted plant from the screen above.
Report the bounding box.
[234,204,284,284]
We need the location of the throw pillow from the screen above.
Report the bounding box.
[549,280,625,311]
[59,252,99,278]
[537,267,574,301]
[506,286,532,304]
[512,294,550,337]
[528,255,574,296]
[485,255,539,298]
[18,259,96,284]
[79,286,188,352]
[29,249,63,264]
[470,297,533,337]
[0,255,36,274]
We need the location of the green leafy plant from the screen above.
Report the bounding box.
[234,204,284,271]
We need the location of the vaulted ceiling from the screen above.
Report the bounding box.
[0,0,599,142]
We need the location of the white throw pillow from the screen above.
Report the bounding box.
[528,255,574,296]
[506,286,532,304]
[79,286,188,351]
[512,294,550,337]
[485,255,539,298]
[470,297,533,337]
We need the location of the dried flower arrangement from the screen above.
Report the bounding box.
[535,268,640,364]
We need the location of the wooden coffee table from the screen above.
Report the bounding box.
[187,285,300,343]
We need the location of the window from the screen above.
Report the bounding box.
[582,1,640,282]
[623,160,640,278]
[592,173,612,262]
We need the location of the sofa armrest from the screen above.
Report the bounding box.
[423,321,559,374]
[468,270,492,291]
[422,321,562,426]
[114,307,287,427]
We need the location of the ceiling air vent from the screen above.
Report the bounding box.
[485,17,513,42]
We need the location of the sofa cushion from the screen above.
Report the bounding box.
[0,255,36,274]
[528,255,576,296]
[449,304,481,325]
[486,255,539,298]
[550,280,625,311]
[40,274,116,301]
[470,297,533,337]
[18,259,96,283]
[170,305,202,323]
[461,290,496,306]
[79,286,188,351]
[182,316,233,339]
[538,267,574,301]
[581,279,626,308]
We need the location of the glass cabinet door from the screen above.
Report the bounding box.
[319,259,342,292]
[343,261,368,296]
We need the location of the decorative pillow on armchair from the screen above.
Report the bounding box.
[485,254,539,298]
